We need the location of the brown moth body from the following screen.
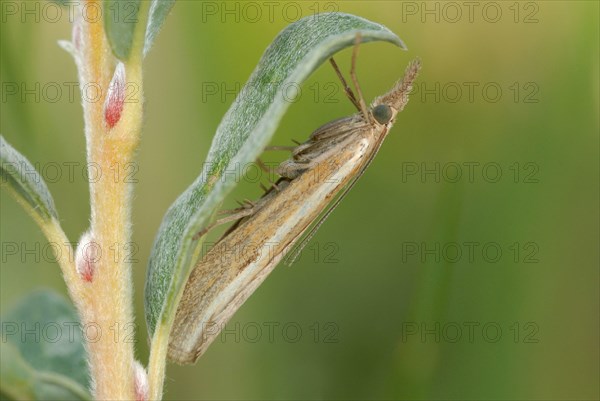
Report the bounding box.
[168,40,421,364]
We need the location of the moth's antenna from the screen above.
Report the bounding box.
[329,57,361,111]
[349,33,371,123]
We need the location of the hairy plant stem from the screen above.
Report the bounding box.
[83,79,142,399]
[147,324,169,400]
[147,236,204,399]
[70,1,147,398]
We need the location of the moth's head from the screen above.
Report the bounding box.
[371,103,394,125]
[371,58,421,125]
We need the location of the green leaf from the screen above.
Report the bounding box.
[0,343,36,400]
[104,0,141,60]
[0,290,91,401]
[1,136,58,221]
[143,0,175,56]
[144,12,406,337]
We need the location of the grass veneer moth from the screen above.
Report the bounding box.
[169,36,421,364]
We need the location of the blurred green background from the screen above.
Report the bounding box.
[1,1,598,400]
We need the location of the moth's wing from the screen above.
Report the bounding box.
[217,179,291,241]
[279,116,368,179]
[286,124,389,266]
[294,129,359,160]
[309,115,360,139]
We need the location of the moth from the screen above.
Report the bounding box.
[168,36,421,364]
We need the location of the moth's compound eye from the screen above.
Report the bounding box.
[372,104,393,125]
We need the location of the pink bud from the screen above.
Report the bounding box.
[133,361,149,401]
[104,63,126,129]
[57,7,83,60]
[75,231,99,282]
[71,12,83,52]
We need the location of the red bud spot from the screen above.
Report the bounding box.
[133,361,149,401]
[104,63,126,129]
[75,231,99,283]
[80,263,94,282]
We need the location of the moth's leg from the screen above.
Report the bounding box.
[218,205,246,215]
[277,159,313,180]
[259,181,282,195]
[192,207,256,241]
[255,158,270,173]
[350,33,371,123]
[267,140,302,149]
[329,57,361,111]
[242,198,256,207]
[264,145,296,152]
[256,158,282,191]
